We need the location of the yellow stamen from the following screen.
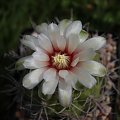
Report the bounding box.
[52,53,70,69]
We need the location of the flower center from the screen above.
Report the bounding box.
[52,53,70,69]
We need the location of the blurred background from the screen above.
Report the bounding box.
[0,0,120,120]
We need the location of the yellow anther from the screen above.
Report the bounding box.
[52,53,70,69]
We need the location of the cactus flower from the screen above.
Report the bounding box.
[18,20,106,107]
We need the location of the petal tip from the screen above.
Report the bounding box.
[88,80,97,89]
[100,66,107,77]
[23,80,32,90]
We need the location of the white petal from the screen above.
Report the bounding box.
[73,68,96,88]
[58,80,72,107]
[20,55,49,69]
[58,19,72,35]
[80,36,106,50]
[43,68,57,82]
[36,47,48,54]
[21,35,39,50]
[57,36,66,51]
[33,60,50,68]
[42,76,58,95]
[79,30,89,43]
[48,23,60,49]
[23,56,38,69]
[38,33,53,53]
[59,70,69,79]
[65,21,82,39]
[23,68,46,89]
[68,34,80,54]
[16,56,32,70]
[73,48,96,61]
[80,61,106,77]
[42,68,58,95]
[35,23,48,36]
[66,71,78,90]
[59,70,78,90]
[32,51,50,61]
[71,57,79,67]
